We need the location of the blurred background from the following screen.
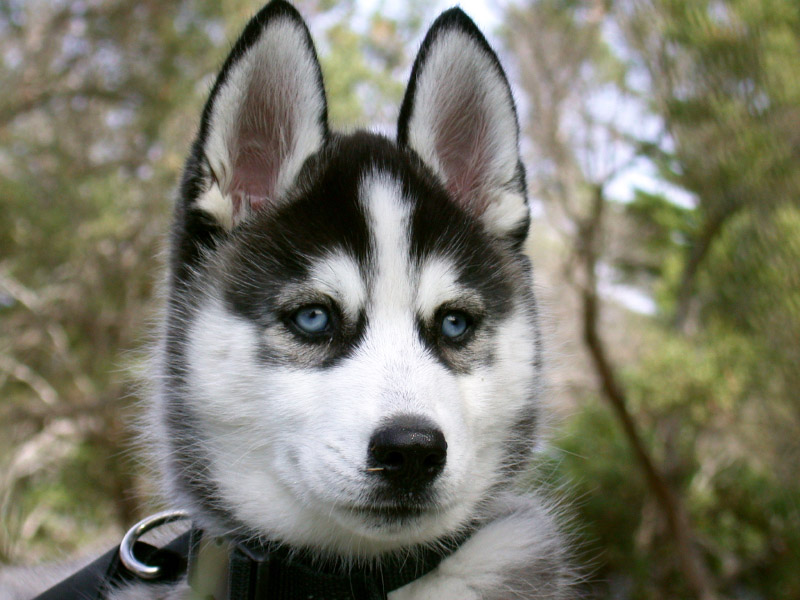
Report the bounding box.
[1,0,798,598]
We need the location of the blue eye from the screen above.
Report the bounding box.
[440,311,471,339]
[292,305,331,335]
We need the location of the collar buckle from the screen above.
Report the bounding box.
[119,510,191,580]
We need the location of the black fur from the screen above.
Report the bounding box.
[208,131,526,373]
[171,0,328,289]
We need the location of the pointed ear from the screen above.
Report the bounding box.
[398,9,528,242]
[190,1,328,229]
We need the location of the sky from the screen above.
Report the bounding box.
[355,0,502,34]
[348,0,669,315]
[427,1,502,28]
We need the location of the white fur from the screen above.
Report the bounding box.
[176,172,546,559]
[483,190,531,238]
[196,184,235,230]
[362,173,414,311]
[416,256,467,319]
[391,494,569,600]
[277,251,367,319]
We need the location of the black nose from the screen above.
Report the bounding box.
[367,416,447,488]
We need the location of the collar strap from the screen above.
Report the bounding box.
[32,532,190,600]
[188,527,472,600]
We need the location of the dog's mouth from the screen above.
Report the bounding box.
[351,503,427,522]
[318,488,465,548]
[343,492,443,526]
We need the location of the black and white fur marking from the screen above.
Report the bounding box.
[11,2,575,598]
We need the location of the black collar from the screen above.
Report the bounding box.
[32,525,472,600]
[188,527,472,600]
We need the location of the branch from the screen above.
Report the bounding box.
[672,209,732,331]
[0,356,59,407]
[578,184,721,600]
[1,396,119,427]
[0,86,129,127]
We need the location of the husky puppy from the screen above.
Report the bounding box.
[9,1,573,598]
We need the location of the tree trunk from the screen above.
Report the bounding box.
[577,185,720,600]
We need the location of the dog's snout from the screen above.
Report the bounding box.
[368,416,447,487]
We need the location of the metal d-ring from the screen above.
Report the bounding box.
[119,510,191,579]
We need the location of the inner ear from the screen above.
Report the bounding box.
[424,63,511,214]
[398,9,528,240]
[225,64,302,214]
[192,2,328,229]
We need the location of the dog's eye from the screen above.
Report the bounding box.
[291,305,331,335]
[440,311,472,340]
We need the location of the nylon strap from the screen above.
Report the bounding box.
[32,532,190,600]
[31,526,470,600]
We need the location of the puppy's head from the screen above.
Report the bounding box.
[157,0,540,558]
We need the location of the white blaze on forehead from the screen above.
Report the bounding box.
[307,251,366,318]
[416,256,461,319]
[361,173,414,312]
[358,172,430,417]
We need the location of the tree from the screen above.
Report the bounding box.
[618,0,800,329]
[506,0,800,598]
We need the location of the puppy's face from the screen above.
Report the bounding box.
[159,2,539,557]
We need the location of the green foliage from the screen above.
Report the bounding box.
[553,348,800,598]
[548,404,649,576]
[6,438,130,561]
[0,0,415,564]
[621,189,696,310]
[508,0,800,597]
[320,19,405,127]
[703,206,800,339]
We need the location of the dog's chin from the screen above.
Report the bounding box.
[324,498,464,550]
